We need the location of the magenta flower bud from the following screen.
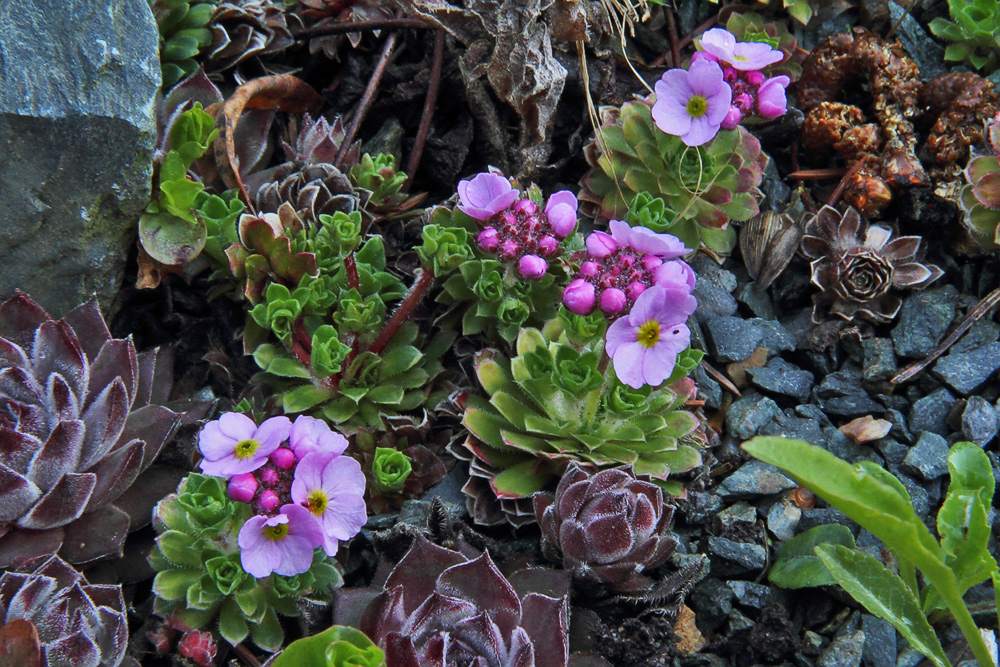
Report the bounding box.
[517,254,548,279]
[586,231,618,258]
[580,261,601,279]
[620,253,635,268]
[257,489,280,513]
[544,190,578,238]
[502,211,517,228]
[721,106,743,130]
[525,214,543,233]
[734,92,754,113]
[260,467,280,486]
[270,447,295,470]
[499,239,519,259]
[599,288,627,315]
[514,198,538,215]
[563,279,596,314]
[627,282,647,300]
[723,66,738,82]
[228,473,258,503]
[538,235,559,256]
[641,255,663,271]
[599,274,616,290]
[746,70,765,87]
[477,227,500,251]
[758,75,791,120]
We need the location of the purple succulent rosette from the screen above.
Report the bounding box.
[361,537,570,667]
[534,464,678,592]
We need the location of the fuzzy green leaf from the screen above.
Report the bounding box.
[153,568,201,600]
[219,597,250,646]
[770,524,856,589]
[283,385,334,413]
[156,530,201,568]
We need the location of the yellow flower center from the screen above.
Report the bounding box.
[263,523,289,541]
[686,95,708,118]
[234,439,260,459]
[637,321,661,348]
[306,490,328,516]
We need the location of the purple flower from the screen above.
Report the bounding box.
[289,415,348,460]
[228,473,258,503]
[609,220,689,258]
[198,413,291,477]
[606,286,697,389]
[290,453,367,557]
[237,504,324,577]
[545,190,578,237]
[564,279,597,314]
[653,259,696,292]
[698,28,783,71]
[652,59,732,147]
[757,75,790,120]
[457,172,519,220]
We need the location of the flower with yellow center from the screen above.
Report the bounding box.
[198,412,292,477]
[291,451,369,558]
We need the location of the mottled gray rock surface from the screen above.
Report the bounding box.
[0,0,159,316]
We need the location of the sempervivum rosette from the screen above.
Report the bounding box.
[361,536,569,667]
[0,293,180,567]
[534,464,678,593]
[0,554,139,666]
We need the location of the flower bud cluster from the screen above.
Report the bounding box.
[457,171,578,280]
[563,220,695,317]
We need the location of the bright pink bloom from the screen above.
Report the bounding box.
[518,254,548,279]
[587,231,618,258]
[291,453,367,557]
[609,220,688,258]
[654,259,696,292]
[600,288,627,315]
[757,75,790,119]
[721,106,742,130]
[457,172,519,220]
[698,28,783,70]
[289,415,348,460]
[563,279,596,314]
[257,489,280,513]
[652,59,732,147]
[544,190,578,237]
[198,413,291,477]
[238,504,324,577]
[477,227,499,251]
[605,286,697,389]
[270,448,296,470]
[228,473,258,503]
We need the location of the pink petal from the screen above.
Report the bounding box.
[651,98,693,137]
[199,452,265,477]
[638,345,675,387]
[656,69,694,104]
[198,421,236,460]
[321,494,367,541]
[705,85,733,125]
[217,412,256,441]
[698,28,736,62]
[652,322,691,357]
[605,317,636,357]
[272,535,317,576]
[730,42,783,70]
[290,451,335,503]
[686,58,725,97]
[654,260,696,291]
[253,416,291,451]
[612,343,647,389]
[681,115,721,147]
[321,455,367,498]
[545,190,578,215]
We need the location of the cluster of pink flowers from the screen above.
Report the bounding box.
[563,222,697,390]
[652,28,789,146]
[457,171,578,279]
[198,413,367,578]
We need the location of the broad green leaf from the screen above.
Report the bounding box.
[155,530,200,568]
[945,442,994,508]
[379,345,422,378]
[273,625,385,667]
[283,385,333,413]
[152,568,200,600]
[491,459,554,498]
[219,598,249,645]
[770,524,856,589]
[138,210,206,265]
[815,545,950,667]
[251,607,284,652]
[265,357,311,379]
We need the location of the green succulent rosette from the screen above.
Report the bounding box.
[959,118,1000,249]
[372,447,413,493]
[150,0,217,89]
[580,99,767,257]
[271,625,386,667]
[929,0,1000,73]
[456,318,706,526]
[149,474,343,651]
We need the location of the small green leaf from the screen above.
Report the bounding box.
[770,525,856,589]
[273,625,386,667]
[283,385,333,413]
[815,545,950,667]
[251,607,284,652]
[156,530,200,568]
[219,598,249,646]
[153,569,201,600]
[138,210,207,265]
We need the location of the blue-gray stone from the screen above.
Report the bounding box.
[705,315,764,362]
[727,580,781,609]
[693,366,723,410]
[726,391,783,440]
[684,491,725,524]
[932,343,1000,395]
[693,281,739,323]
[689,578,734,633]
[818,630,865,667]
[823,427,873,463]
[756,319,796,353]
[892,472,930,518]
[876,439,909,467]
[860,615,895,667]
[747,358,815,401]
[951,319,1000,354]
[759,413,825,446]
[881,409,914,444]
[796,404,832,426]
[736,283,776,320]
[821,394,885,418]
[861,338,896,382]
[704,536,767,575]
[891,286,958,359]
[960,396,999,447]
[902,432,949,480]
[799,508,859,535]
[908,388,956,437]
[0,0,159,316]
[767,496,802,541]
[717,460,797,499]
[713,501,757,532]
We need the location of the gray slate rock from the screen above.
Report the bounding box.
[726,392,783,440]
[747,358,815,402]
[0,0,159,316]
[767,496,802,541]
[736,283,776,320]
[888,2,947,78]
[932,343,1000,395]
[713,501,756,532]
[727,580,780,609]
[908,388,956,437]
[689,578,734,633]
[861,338,896,382]
[902,432,949,480]
[705,315,763,362]
[960,396,999,447]
[952,320,1000,354]
[718,460,797,499]
[860,615,896,667]
[759,413,825,446]
[704,536,767,575]
[818,630,865,667]
[891,287,958,359]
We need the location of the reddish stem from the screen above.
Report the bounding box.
[345,252,359,290]
[405,29,446,191]
[368,267,434,355]
[665,6,681,69]
[294,17,429,39]
[290,318,313,366]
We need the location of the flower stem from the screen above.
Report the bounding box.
[405,29,446,191]
[291,318,312,366]
[368,267,434,355]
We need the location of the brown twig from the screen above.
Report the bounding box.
[294,17,428,39]
[786,168,848,180]
[891,286,1000,385]
[334,29,401,169]
[826,158,867,208]
[405,29,446,191]
[232,644,262,667]
[664,5,681,69]
[701,360,742,398]
[368,267,435,355]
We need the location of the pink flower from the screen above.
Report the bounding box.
[563,279,596,314]
[544,190,578,237]
[457,172,519,220]
[698,28,783,71]
[228,473,258,503]
[198,413,291,477]
[587,231,618,257]
[609,220,689,258]
[518,254,548,279]
[652,59,732,147]
[291,453,367,557]
[289,415,348,460]
[237,504,324,577]
[757,75,790,120]
[654,259,696,292]
[605,285,697,389]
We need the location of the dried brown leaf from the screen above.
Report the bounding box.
[839,415,892,443]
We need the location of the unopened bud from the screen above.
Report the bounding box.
[257,489,280,513]
[477,227,500,252]
[517,254,548,279]
[538,235,559,256]
[599,288,627,315]
[228,473,258,503]
[563,279,596,315]
[586,231,617,258]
